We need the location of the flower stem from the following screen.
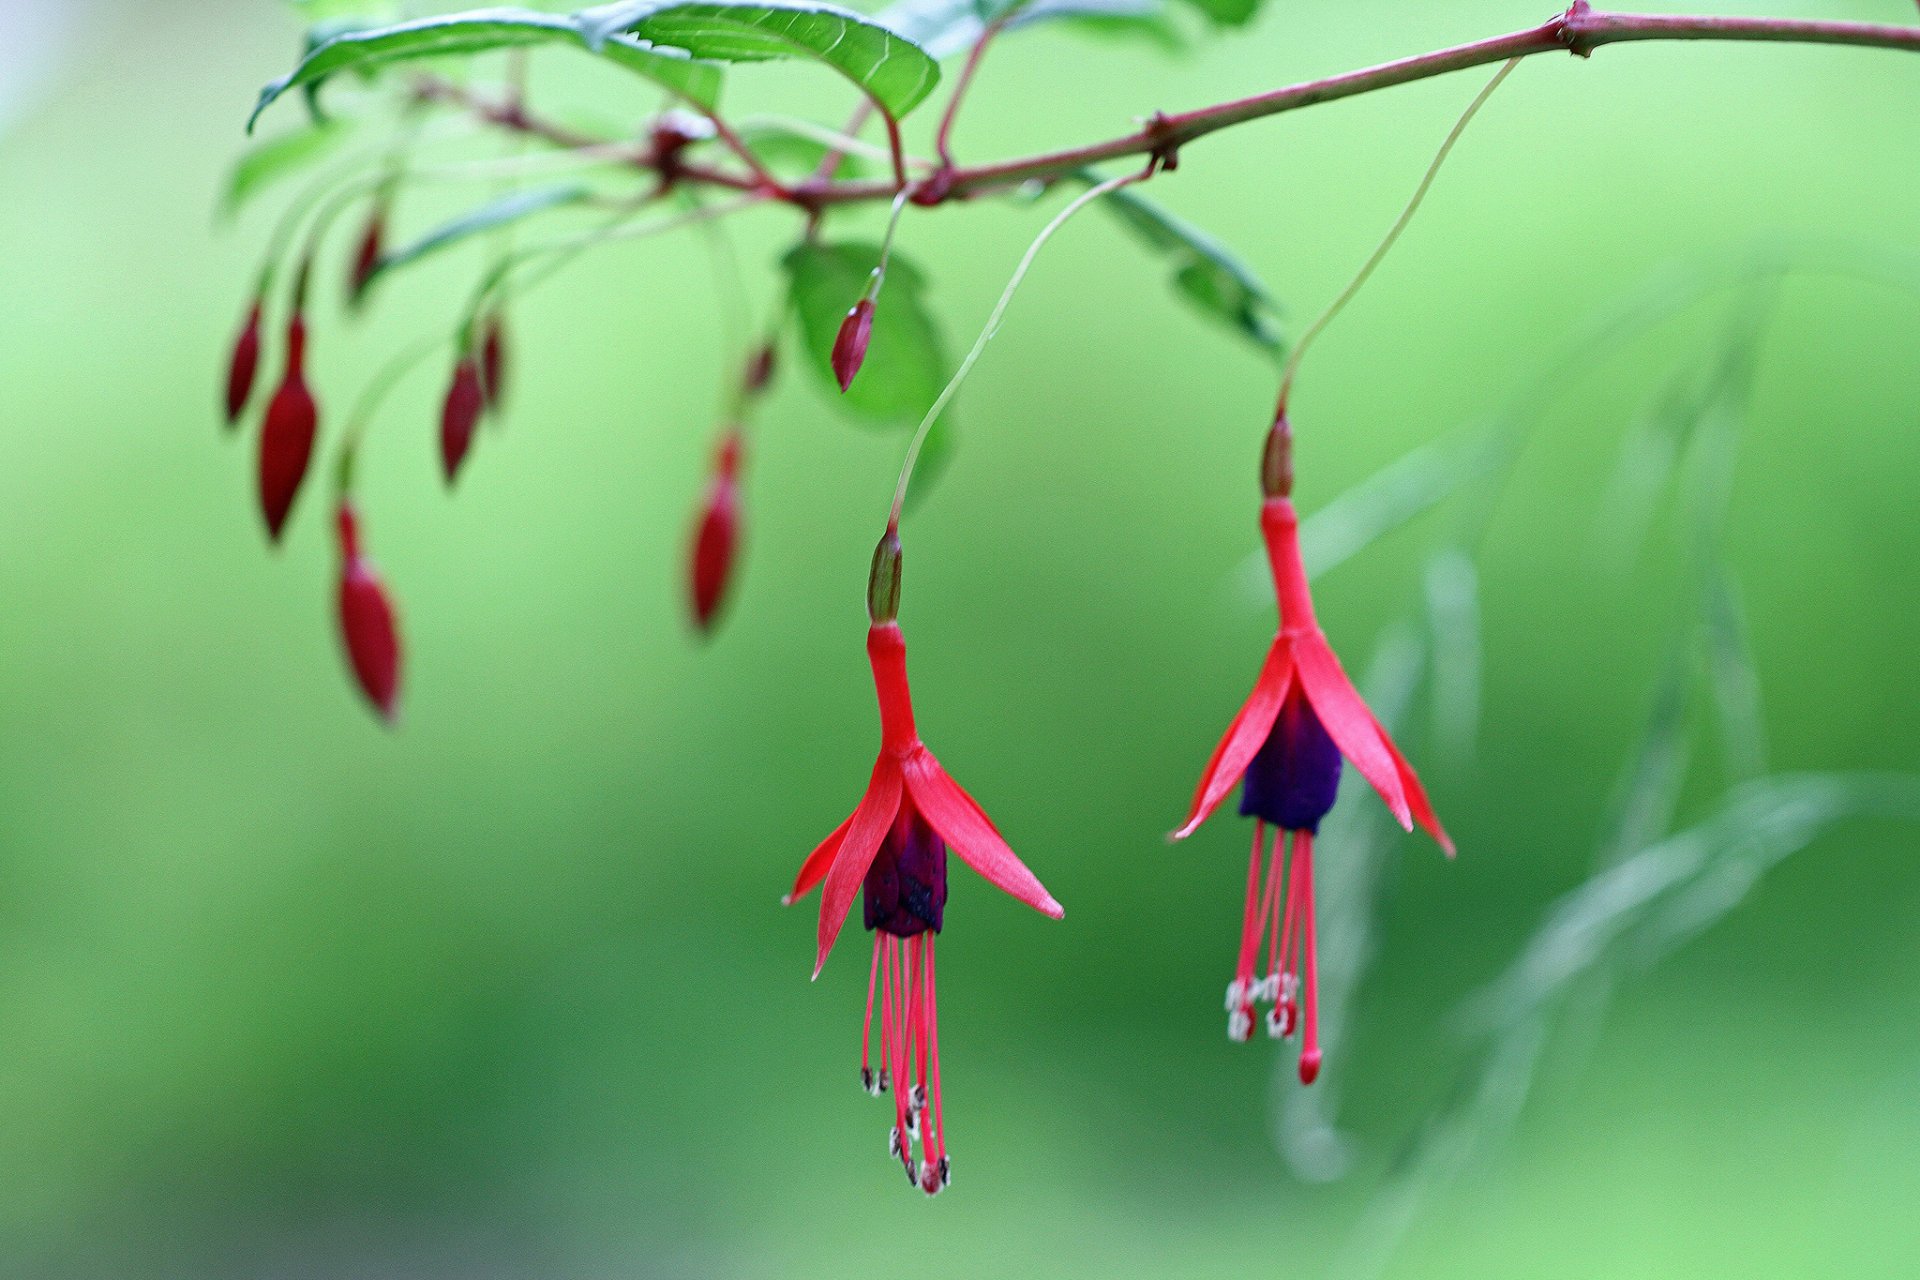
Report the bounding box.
[1275,57,1520,416]
[886,165,1150,528]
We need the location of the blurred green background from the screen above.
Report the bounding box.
[3,0,1919,1275]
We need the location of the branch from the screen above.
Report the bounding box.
[429,6,1920,210]
[806,5,1920,204]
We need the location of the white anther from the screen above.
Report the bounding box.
[1264,1007,1287,1039]
[908,1085,928,1113]
[1224,979,1248,1012]
[1253,975,1280,1004]
[1228,1009,1253,1042]
[888,1127,902,1159]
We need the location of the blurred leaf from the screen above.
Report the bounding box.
[1172,0,1258,27]
[1704,569,1767,783]
[1422,548,1481,763]
[287,0,399,18]
[585,1,941,118]
[736,120,867,180]
[368,183,594,286]
[249,9,724,131]
[221,120,348,220]
[878,0,1179,58]
[1097,182,1284,355]
[782,241,948,425]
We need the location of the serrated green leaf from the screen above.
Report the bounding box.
[590,1,940,118]
[221,120,349,220]
[249,8,723,132]
[1097,182,1284,355]
[783,241,948,425]
[367,183,593,286]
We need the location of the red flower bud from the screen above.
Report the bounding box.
[832,298,875,393]
[743,341,777,397]
[335,502,403,723]
[479,314,509,414]
[258,315,318,542]
[348,210,385,307]
[687,430,744,634]
[224,300,264,426]
[440,356,485,486]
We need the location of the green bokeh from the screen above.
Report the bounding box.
[1,1,1918,1275]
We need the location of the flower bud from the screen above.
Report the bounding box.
[258,315,318,542]
[479,314,509,415]
[348,209,385,308]
[687,430,744,634]
[224,299,264,426]
[832,298,875,393]
[335,502,403,723]
[1261,413,1295,499]
[867,527,903,625]
[440,356,485,486]
[743,341,777,397]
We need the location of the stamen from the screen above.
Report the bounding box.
[1298,831,1323,1085]
[1231,820,1266,1025]
[925,932,946,1174]
[1275,829,1306,1038]
[861,933,882,1086]
[1227,1008,1253,1042]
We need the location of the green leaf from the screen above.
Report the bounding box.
[1097,182,1284,355]
[249,8,723,132]
[221,120,349,220]
[878,0,1177,58]
[783,241,948,425]
[367,183,593,286]
[736,120,868,181]
[589,1,940,118]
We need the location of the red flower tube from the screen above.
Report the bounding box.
[1175,418,1451,1083]
[347,208,385,308]
[785,534,1063,1195]
[479,313,509,415]
[335,501,403,723]
[258,313,318,543]
[686,429,743,634]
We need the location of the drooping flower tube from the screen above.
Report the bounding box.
[224,298,264,427]
[785,531,1063,1195]
[258,310,318,543]
[1174,417,1451,1083]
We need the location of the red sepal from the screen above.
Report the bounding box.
[814,761,904,976]
[1293,633,1412,831]
[832,299,874,393]
[904,750,1062,920]
[1174,641,1293,840]
[785,814,852,906]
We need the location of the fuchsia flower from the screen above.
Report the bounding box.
[785,533,1063,1195]
[258,312,318,542]
[335,501,403,722]
[440,355,485,485]
[831,298,874,393]
[224,299,264,426]
[686,429,743,634]
[1174,417,1451,1083]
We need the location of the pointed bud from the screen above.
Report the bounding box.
[348,210,385,308]
[440,356,485,486]
[1261,413,1295,499]
[832,298,875,393]
[335,502,403,723]
[743,341,777,397]
[224,300,265,426]
[867,527,903,625]
[258,315,318,542]
[479,314,509,415]
[687,430,744,634]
